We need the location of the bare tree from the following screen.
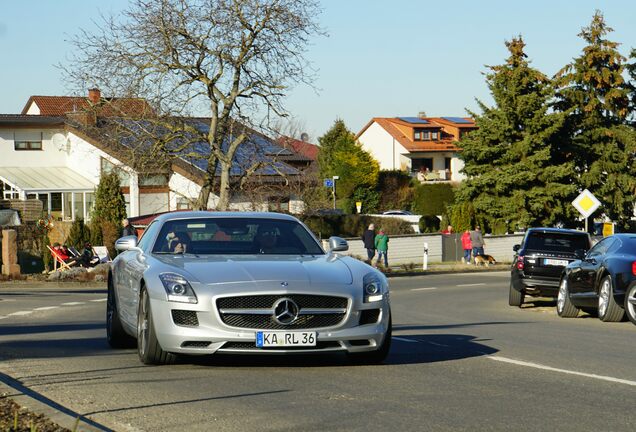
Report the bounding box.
[61,0,323,210]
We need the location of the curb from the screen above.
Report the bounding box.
[0,372,114,431]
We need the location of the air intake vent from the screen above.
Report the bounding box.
[359,309,380,325]
[172,309,199,326]
[181,341,211,348]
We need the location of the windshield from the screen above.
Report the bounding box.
[152,217,324,255]
[524,232,589,253]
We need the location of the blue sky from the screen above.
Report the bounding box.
[1,0,635,140]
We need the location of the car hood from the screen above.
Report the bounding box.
[152,254,353,285]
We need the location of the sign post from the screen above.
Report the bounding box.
[572,189,601,233]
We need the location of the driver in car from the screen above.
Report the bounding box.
[254,226,279,254]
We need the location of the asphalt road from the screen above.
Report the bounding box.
[1,273,636,431]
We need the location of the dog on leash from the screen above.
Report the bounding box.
[474,254,496,267]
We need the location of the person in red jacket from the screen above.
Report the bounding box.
[461,229,472,264]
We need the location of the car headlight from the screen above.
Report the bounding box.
[363,272,387,303]
[159,273,198,304]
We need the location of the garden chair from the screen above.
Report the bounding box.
[46,245,78,272]
[92,246,112,263]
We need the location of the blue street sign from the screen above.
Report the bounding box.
[324,179,333,188]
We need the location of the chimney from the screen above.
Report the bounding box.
[300,132,309,142]
[418,111,427,118]
[88,88,101,104]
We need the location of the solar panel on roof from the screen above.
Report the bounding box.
[398,117,429,124]
[441,117,472,124]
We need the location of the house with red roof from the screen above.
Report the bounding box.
[0,89,311,221]
[356,115,477,182]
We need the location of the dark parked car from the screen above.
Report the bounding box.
[558,234,636,324]
[509,228,592,307]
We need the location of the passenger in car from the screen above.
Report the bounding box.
[254,226,279,254]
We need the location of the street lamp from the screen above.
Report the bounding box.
[332,176,339,209]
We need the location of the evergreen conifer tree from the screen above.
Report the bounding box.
[317,120,379,211]
[554,11,636,228]
[91,172,127,254]
[457,37,574,231]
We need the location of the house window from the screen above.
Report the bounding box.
[177,197,192,210]
[431,131,439,140]
[51,192,62,220]
[411,158,433,173]
[140,174,169,186]
[101,158,130,187]
[268,197,290,212]
[15,141,42,150]
[14,131,42,151]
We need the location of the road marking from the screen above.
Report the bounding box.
[392,337,418,343]
[90,299,107,302]
[8,311,33,316]
[411,287,437,291]
[61,302,85,306]
[33,306,60,311]
[456,283,486,287]
[489,356,636,387]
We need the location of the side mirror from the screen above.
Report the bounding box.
[512,244,520,252]
[574,249,586,260]
[115,235,139,252]
[328,236,349,252]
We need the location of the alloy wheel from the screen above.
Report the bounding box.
[599,279,610,318]
[137,291,149,358]
[627,287,636,320]
[557,280,567,314]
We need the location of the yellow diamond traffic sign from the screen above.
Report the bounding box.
[572,189,601,218]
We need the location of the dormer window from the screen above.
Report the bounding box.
[414,129,430,141]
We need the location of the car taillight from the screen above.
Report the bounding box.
[516,256,524,270]
[632,261,636,276]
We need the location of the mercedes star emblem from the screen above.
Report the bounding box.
[273,298,299,325]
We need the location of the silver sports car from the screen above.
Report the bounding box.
[107,212,392,365]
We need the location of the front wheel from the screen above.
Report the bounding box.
[348,315,392,365]
[624,284,636,325]
[137,288,176,365]
[106,275,135,348]
[598,275,624,322]
[557,278,579,318]
[508,281,524,307]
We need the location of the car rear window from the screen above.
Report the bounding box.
[524,232,589,253]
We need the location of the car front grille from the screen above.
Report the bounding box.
[172,309,199,327]
[216,294,349,330]
[217,294,347,310]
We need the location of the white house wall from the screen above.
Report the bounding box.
[0,128,67,167]
[66,132,142,216]
[358,122,407,171]
[140,192,169,215]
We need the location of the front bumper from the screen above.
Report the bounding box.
[149,289,390,356]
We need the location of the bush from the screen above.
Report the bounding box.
[412,183,456,216]
[419,215,441,233]
[66,218,91,249]
[301,214,414,238]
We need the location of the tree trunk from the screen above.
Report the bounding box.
[217,163,232,210]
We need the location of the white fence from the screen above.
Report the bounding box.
[335,233,525,265]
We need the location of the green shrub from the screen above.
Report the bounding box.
[66,218,91,249]
[412,183,455,216]
[300,214,414,238]
[419,215,441,233]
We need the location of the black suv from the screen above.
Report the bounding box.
[509,228,592,307]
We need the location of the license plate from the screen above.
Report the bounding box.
[544,258,568,266]
[255,331,316,347]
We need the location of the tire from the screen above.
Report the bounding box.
[557,277,579,318]
[624,284,636,325]
[106,274,135,348]
[508,281,524,307]
[137,288,176,365]
[348,314,392,365]
[598,275,624,322]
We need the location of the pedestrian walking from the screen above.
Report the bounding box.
[374,228,389,268]
[122,218,136,237]
[470,225,485,261]
[361,223,376,264]
[461,229,472,264]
